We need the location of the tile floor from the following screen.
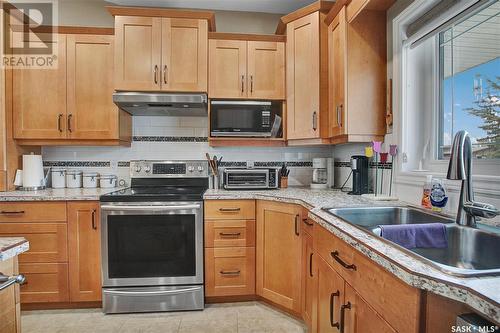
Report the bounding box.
[21,302,307,333]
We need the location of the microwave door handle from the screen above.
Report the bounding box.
[100,204,201,211]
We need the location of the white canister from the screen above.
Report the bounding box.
[83,172,99,188]
[51,168,66,188]
[100,174,117,188]
[66,170,83,188]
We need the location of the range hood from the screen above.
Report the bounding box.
[113,92,208,116]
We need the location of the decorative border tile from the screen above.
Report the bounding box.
[43,161,110,168]
[133,136,208,142]
[118,161,130,167]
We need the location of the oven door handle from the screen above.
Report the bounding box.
[103,286,202,297]
[100,204,201,211]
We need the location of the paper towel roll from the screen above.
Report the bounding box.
[22,154,45,188]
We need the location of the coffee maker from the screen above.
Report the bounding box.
[311,158,334,190]
[349,155,369,195]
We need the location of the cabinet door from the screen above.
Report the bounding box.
[0,258,19,333]
[317,255,344,333]
[208,39,247,98]
[114,16,161,91]
[302,231,317,331]
[68,202,101,302]
[67,34,118,140]
[247,41,285,99]
[328,7,347,138]
[343,283,396,333]
[13,34,67,139]
[256,201,302,313]
[162,18,208,92]
[286,13,320,139]
[18,263,69,303]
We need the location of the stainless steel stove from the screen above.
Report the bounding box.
[99,160,208,314]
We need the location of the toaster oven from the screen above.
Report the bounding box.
[223,168,279,190]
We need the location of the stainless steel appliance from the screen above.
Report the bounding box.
[349,155,369,195]
[223,168,278,190]
[210,100,283,137]
[113,92,207,116]
[311,158,334,190]
[99,160,208,314]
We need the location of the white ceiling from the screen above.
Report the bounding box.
[104,0,317,14]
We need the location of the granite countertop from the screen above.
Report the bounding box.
[0,188,123,201]
[0,237,29,261]
[204,188,500,323]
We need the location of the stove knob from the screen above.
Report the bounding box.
[188,166,195,172]
[144,165,151,173]
[197,166,204,172]
[134,165,142,173]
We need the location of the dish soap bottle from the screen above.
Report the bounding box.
[421,175,433,209]
[430,178,448,212]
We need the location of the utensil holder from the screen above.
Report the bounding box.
[209,174,220,190]
[280,177,288,189]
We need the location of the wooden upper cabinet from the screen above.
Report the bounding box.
[162,18,208,92]
[247,41,285,99]
[114,16,162,91]
[256,201,303,313]
[328,7,347,138]
[68,202,101,302]
[209,39,247,98]
[13,34,67,139]
[286,13,321,140]
[67,34,118,140]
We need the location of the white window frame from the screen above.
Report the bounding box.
[391,0,500,198]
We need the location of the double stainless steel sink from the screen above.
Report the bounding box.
[324,206,500,277]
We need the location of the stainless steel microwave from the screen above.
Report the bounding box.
[210,100,282,137]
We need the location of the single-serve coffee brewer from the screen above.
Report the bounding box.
[349,155,369,195]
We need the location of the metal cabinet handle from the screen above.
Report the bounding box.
[91,209,97,230]
[219,208,241,212]
[250,75,253,93]
[0,210,25,215]
[58,114,63,132]
[0,273,25,291]
[294,214,300,236]
[331,251,357,271]
[312,111,318,131]
[309,252,314,277]
[219,232,241,238]
[303,218,313,226]
[330,291,340,328]
[241,75,245,93]
[153,65,158,84]
[340,301,351,333]
[163,65,168,84]
[337,104,343,127]
[220,270,240,276]
[67,114,73,132]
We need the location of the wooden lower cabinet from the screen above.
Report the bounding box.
[302,229,317,330]
[68,202,101,302]
[19,263,69,303]
[256,201,303,313]
[0,257,21,333]
[316,255,343,333]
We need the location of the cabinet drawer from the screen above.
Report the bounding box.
[205,247,255,297]
[205,200,255,220]
[0,223,68,263]
[19,263,69,303]
[205,219,255,247]
[0,202,66,222]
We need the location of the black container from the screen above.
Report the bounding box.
[349,155,369,195]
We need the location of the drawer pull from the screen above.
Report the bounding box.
[330,291,340,328]
[309,252,314,277]
[0,210,25,215]
[220,270,240,276]
[331,251,357,271]
[91,209,97,230]
[340,301,351,333]
[218,208,241,212]
[303,218,313,226]
[219,232,241,238]
[294,215,300,236]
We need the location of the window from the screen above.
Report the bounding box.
[438,2,500,160]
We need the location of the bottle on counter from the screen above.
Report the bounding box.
[421,175,433,209]
[430,178,448,213]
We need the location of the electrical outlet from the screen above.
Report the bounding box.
[246,160,254,169]
[402,152,408,163]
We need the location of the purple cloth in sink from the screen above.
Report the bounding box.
[378,223,448,249]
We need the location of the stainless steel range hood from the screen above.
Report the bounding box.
[113,92,208,116]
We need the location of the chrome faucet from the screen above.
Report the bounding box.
[446,130,499,227]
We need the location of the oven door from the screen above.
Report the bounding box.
[100,202,203,287]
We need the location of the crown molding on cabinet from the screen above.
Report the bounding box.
[208,32,286,43]
[275,0,335,35]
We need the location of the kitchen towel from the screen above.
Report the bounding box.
[379,223,448,249]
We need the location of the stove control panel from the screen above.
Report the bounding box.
[130,160,209,178]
